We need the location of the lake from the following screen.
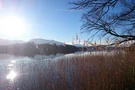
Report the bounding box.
[0,51,116,90]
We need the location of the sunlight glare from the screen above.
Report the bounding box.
[8,64,14,67]
[6,70,17,81]
[11,60,16,63]
[0,16,26,38]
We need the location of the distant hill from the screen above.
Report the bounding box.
[73,44,84,47]
[0,38,64,46]
[0,39,25,45]
[29,38,64,45]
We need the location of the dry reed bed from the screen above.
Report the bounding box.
[11,50,135,90]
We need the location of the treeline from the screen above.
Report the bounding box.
[0,42,38,56]
[0,42,85,56]
[38,43,87,55]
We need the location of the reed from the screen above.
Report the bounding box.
[9,45,135,90]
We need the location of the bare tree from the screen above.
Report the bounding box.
[70,0,135,44]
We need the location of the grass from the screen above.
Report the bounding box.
[3,46,135,90]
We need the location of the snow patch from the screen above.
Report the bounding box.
[29,38,64,45]
[73,44,84,47]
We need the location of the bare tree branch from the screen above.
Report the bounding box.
[71,0,135,44]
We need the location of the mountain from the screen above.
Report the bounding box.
[0,39,25,45]
[73,44,84,47]
[29,38,64,45]
[0,38,64,46]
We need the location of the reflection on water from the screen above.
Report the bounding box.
[8,64,14,67]
[6,59,17,82]
[11,60,16,63]
[6,70,17,81]
[0,52,114,90]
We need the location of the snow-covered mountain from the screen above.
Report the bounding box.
[29,38,64,45]
[0,39,25,45]
[73,44,84,47]
[0,38,84,47]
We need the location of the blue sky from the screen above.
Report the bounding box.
[0,0,89,43]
